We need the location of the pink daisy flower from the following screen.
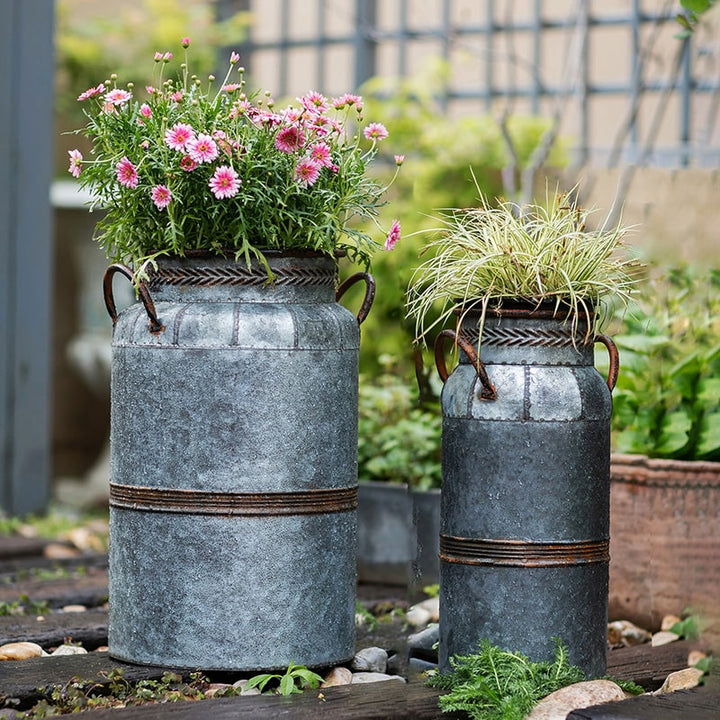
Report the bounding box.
[180,155,198,172]
[151,185,172,210]
[385,219,401,251]
[187,134,219,163]
[209,166,241,199]
[230,51,240,64]
[309,142,332,166]
[394,154,405,166]
[363,122,389,141]
[165,123,195,151]
[181,37,191,48]
[275,125,305,153]
[77,83,105,102]
[139,103,152,119]
[331,93,362,109]
[67,149,83,178]
[309,142,337,171]
[171,90,184,102]
[294,157,322,187]
[300,91,329,114]
[115,157,139,188]
[222,83,242,93]
[280,107,303,123]
[104,88,132,106]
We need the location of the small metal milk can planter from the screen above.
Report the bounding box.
[434,302,619,678]
[103,251,374,672]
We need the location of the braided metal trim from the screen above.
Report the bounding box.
[463,325,588,348]
[148,263,336,289]
[110,482,357,516]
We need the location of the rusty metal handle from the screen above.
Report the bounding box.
[103,263,164,333]
[434,329,497,400]
[335,272,376,325]
[594,334,619,392]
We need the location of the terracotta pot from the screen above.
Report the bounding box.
[609,453,720,647]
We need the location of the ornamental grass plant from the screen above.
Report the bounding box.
[406,186,642,345]
[67,38,401,281]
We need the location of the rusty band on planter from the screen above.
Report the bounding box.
[147,263,336,289]
[109,482,357,516]
[439,535,609,567]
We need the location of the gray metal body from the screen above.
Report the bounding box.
[438,307,613,678]
[106,253,360,671]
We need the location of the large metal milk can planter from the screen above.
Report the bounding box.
[434,303,619,678]
[102,252,373,671]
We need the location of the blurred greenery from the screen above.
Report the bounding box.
[358,357,442,490]
[342,59,569,384]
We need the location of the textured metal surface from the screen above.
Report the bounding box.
[438,306,613,678]
[106,253,363,671]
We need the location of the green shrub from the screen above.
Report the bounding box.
[606,264,720,461]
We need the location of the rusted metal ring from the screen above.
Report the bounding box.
[594,334,619,392]
[439,535,610,568]
[103,264,164,334]
[109,482,358,516]
[434,329,497,400]
[335,272,376,325]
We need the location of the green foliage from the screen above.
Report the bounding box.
[423,583,440,598]
[68,41,401,282]
[669,614,701,640]
[0,595,50,617]
[676,0,717,37]
[407,186,642,345]
[607,265,720,461]
[427,638,587,720]
[245,661,324,696]
[358,363,442,489]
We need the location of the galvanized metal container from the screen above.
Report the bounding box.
[435,303,619,677]
[102,252,373,671]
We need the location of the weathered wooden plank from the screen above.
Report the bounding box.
[0,537,48,560]
[0,609,108,649]
[567,686,720,719]
[0,652,172,708]
[0,651,444,720]
[7,680,448,720]
[0,566,109,609]
[0,551,107,578]
[605,640,704,690]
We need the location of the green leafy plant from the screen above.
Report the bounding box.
[407,186,642,346]
[607,265,720,460]
[245,661,324,696]
[427,638,642,720]
[68,38,402,283]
